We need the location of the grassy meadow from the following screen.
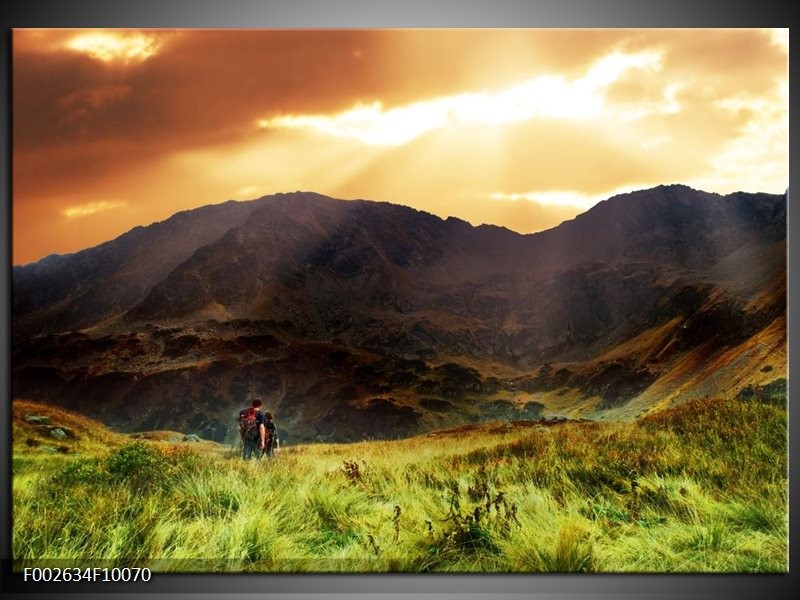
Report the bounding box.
[11,395,787,573]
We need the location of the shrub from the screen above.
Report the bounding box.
[105,441,169,489]
[54,457,105,486]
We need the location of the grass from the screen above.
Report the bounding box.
[11,395,787,572]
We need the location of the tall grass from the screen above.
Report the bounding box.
[12,396,787,572]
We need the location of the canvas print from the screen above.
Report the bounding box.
[11,29,788,572]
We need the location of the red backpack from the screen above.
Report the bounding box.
[238,407,259,440]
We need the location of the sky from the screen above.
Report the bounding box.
[12,29,789,265]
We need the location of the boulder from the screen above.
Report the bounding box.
[25,415,50,425]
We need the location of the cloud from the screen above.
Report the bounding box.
[65,31,162,63]
[766,28,789,53]
[258,49,666,146]
[640,135,672,149]
[57,83,133,126]
[62,200,126,218]
[236,185,260,197]
[12,29,789,264]
[489,189,632,212]
[59,83,133,110]
[689,79,788,194]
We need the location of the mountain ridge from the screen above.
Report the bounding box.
[12,185,787,443]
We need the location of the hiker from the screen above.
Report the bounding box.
[262,411,279,458]
[238,398,267,460]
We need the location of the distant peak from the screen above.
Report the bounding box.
[271,190,338,201]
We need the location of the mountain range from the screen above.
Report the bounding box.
[12,185,787,443]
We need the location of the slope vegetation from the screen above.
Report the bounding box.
[12,394,787,572]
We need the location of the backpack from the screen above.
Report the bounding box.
[263,420,279,455]
[265,420,277,446]
[238,407,259,440]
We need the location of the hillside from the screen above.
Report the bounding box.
[11,186,787,442]
[11,394,788,572]
[12,399,226,457]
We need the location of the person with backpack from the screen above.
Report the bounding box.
[238,398,267,460]
[262,411,279,458]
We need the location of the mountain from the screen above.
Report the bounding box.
[11,186,787,443]
[12,198,275,340]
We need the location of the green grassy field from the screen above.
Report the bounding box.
[11,395,787,572]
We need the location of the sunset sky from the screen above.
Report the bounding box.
[13,28,788,265]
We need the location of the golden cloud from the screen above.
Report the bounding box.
[11,29,789,264]
[62,200,127,218]
[65,31,161,63]
[258,49,668,146]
